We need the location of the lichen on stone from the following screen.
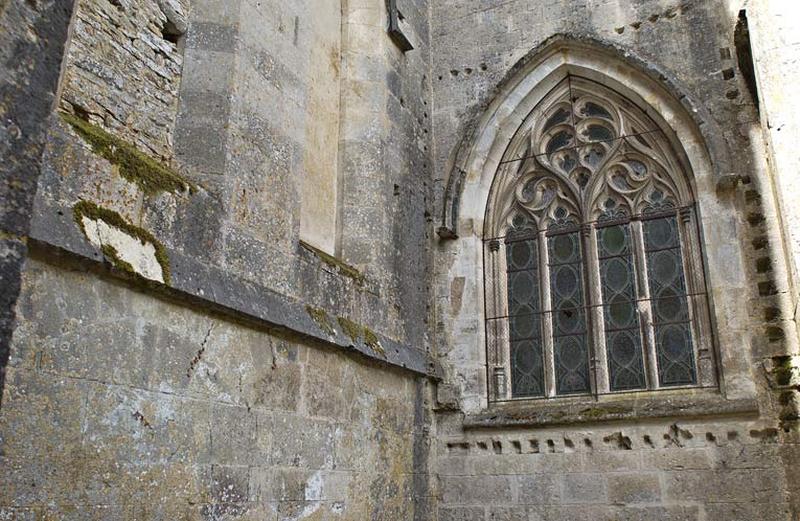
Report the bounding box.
[306,305,336,337]
[61,112,196,196]
[73,200,171,284]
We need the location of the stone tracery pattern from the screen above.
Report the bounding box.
[493,77,689,233]
[485,77,705,400]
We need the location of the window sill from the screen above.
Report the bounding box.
[463,389,759,429]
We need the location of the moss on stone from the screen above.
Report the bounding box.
[363,327,386,356]
[306,305,336,337]
[101,244,135,275]
[579,406,629,418]
[773,356,795,386]
[337,316,363,344]
[61,112,195,196]
[300,241,365,285]
[73,200,171,285]
[336,316,385,357]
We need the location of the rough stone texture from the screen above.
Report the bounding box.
[36,0,434,352]
[1,0,800,519]
[742,0,800,331]
[0,258,432,519]
[0,0,75,403]
[435,417,792,520]
[59,0,189,161]
[429,0,800,519]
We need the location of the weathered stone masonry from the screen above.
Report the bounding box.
[430,1,800,520]
[1,0,437,518]
[1,0,800,520]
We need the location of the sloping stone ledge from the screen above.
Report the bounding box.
[463,390,759,430]
[28,200,442,380]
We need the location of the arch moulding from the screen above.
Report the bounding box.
[438,35,734,238]
[435,36,755,415]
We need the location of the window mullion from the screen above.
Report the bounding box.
[679,207,715,387]
[584,224,609,395]
[539,230,557,398]
[487,240,506,401]
[632,220,660,389]
[497,241,513,400]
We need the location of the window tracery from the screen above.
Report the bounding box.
[484,76,715,401]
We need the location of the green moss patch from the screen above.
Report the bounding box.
[101,244,135,275]
[578,406,629,419]
[306,305,336,337]
[362,327,386,356]
[61,112,195,196]
[337,316,386,356]
[773,356,796,386]
[300,241,365,285]
[73,200,171,285]
[337,317,362,344]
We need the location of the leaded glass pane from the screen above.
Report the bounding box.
[544,107,571,131]
[597,224,646,391]
[546,131,573,155]
[644,216,697,386]
[586,124,613,142]
[582,102,612,120]
[548,231,590,395]
[505,236,544,397]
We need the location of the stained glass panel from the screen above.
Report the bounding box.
[505,235,544,397]
[544,107,571,131]
[643,216,697,386]
[548,231,590,395]
[582,102,612,120]
[597,224,646,391]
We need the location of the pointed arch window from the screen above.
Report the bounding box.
[484,77,716,401]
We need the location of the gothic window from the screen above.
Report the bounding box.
[484,77,715,401]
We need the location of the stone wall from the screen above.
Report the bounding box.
[741,0,800,336]
[435,414,795,521]
[2,0,800,519]
[0,0,75,406]
[428,0,800,519]
[0,259,432,519]
[1,0,437,519]
[59,0,189,161]
[36,0,435,350]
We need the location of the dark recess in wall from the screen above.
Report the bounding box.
[734,9,760,113]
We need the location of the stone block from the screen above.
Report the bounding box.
[190,0,241,25]
[271,413,335,470]
[210,403,259,465]
[584,448,642,472]
[211,464,250,505]
[561,473,607,504]
[440,475,515,505]
[438,506,484,521]
[516,473,561,505]
[664,469,787,503]
[607,473,662,504]
[173,121,228,175]
[640,447,712,471]
[250,359,303,413]
[704,502,793,521]
[186,21,239,53]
